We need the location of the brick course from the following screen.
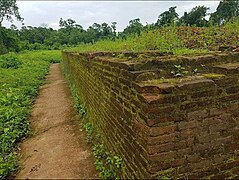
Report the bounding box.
[62,51,239,178]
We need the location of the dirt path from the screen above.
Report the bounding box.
[16,63,98,179]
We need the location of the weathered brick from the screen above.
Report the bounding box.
[186,153,200,163]
[209,108,225,116]
[149,124,177,137]
[187,109,208,120]
[178,120,199,130]
[214,77,238,87]
[177,79,215,91]
[148,132,179,145]
[63,51,239,179]
[148,143,174,155]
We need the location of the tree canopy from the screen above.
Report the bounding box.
[1,1,239,55]
[122,18,144,36]
[156,6,178,26]
[179,6,209,27]
[0,0,23,26]
[210,0,239,25]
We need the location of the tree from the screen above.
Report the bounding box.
[156,6,178,26]
[0,0,23,54]
[0,0,23,26]
[111,22,117,39]
[210,0,239,25]
[122,18,144,36]
[101,22,112,37]
[179,6,209,27]
[59,18,83,30]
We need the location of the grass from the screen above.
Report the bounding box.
[69,19,239,56]
[69,27,206,55]
[0,50,61,179]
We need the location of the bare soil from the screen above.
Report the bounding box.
[16,63,98,179]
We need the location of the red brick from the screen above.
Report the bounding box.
[149,124,177,137]
[188,160,212,171]
[177,79,215,91]
[187,109,208,120]
[178,120,199,130]
[148,132,179,145]
[148,143,174,155]
[149,151,176,162]
[186,154,200,163]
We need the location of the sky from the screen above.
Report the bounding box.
[3,1,220,32]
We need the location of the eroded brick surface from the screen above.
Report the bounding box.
[62,51,239,179]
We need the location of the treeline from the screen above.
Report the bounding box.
[0,0,239,54]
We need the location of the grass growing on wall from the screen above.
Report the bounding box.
[70,26,204,55]
[69,20,239,55]
[0,50,61,179]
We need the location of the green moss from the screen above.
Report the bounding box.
[143,76,198,85]
[156,167,176,179]
[143,78,177,85]
[202,73,226,79]
[225,156,236,163]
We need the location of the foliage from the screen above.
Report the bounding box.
[121,18,144,36]
[178,6,209,27]
[171,65,188,77]
[93,143,123,179]
[0,0,23,25]
[210,0,239,25]
[0,52,22,69]
[0,26,20,54]
[1,1,239,55]
[0,50,61,179]
[69,25,208,55]
[63,72,123,180]
[156,6,178,26]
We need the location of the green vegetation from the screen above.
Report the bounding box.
[202,73,226,79]
[1,0,239,55]
[0,50,61,179]
[0,0,238,178]
[68,18,239,55]
[68,27,206,55]
[171,65,188,77]
[63,74,123,179]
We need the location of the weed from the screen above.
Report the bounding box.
[0,50,61,179]
[93,143,123,179]
[62,70,124,179]
[171,65,188,77]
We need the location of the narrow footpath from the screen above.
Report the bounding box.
[16,64,98,179]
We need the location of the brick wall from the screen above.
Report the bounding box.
[62,51,239,179]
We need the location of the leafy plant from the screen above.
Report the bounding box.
[171,64,188,77]
[0,52,22,69]
[63,72,124,179]
[93,143,123,179]
[0,50,61,179]
[83,123,93,143]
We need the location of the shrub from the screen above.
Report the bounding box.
[0,53,22,69]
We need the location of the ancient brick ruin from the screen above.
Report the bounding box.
[62,51,239,179]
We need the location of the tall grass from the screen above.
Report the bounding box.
[70,19,239,55]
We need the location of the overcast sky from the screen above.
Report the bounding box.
[3,1,220,32]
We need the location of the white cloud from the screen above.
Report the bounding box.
[2,1,220,31]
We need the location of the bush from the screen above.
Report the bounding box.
[0,53,22,69]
